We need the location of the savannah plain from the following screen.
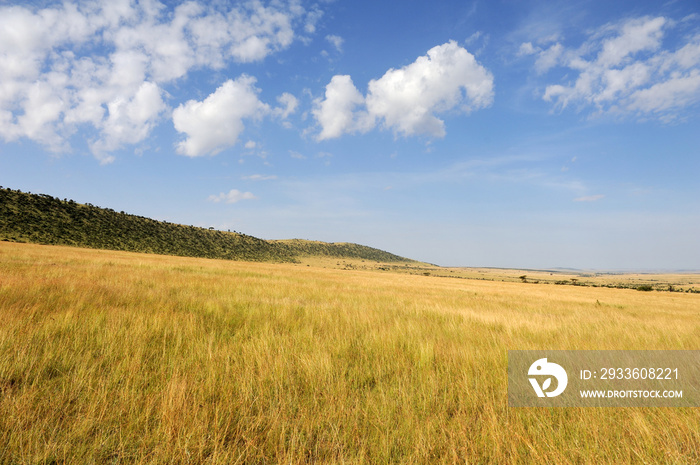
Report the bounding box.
[1,241,699,463]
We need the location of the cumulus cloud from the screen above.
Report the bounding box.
[366,41,494,137]
[0,0,310,162]
[173,76,269,157]
[312,75,372,140]
[312,41,494,140]
[524,15,700,120]
[208,189,257,204]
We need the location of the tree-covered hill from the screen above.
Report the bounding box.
[0,187,416,264]
[272,239,413,263]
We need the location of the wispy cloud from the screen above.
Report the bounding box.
[325,34,344,53]
[208,189,256,204]
[242,174,278,181]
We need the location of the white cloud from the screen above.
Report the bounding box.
[225,1,299,63]
[534,43,563,73]
[173,76,269,157]
[0,0,310,162]
[312,75,372,141]
[13,80,67,150]
[304,7,323,34]
[597,17,666,68]
[518,42,537,56]
[626,70,700,118]
[273,92,299,119]
[517,40,563,73]
[92,81,167,158]
[527,15,700,120]
[312,41,494,140]
[208,189,257,204]
[366,41,494,137]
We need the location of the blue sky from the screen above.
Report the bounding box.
[1,0,699,269]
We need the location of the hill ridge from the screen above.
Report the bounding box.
[0,187,415,264]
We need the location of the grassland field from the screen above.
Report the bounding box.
[1,241,699,463]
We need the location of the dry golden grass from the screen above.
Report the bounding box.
[1,241,699,463]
